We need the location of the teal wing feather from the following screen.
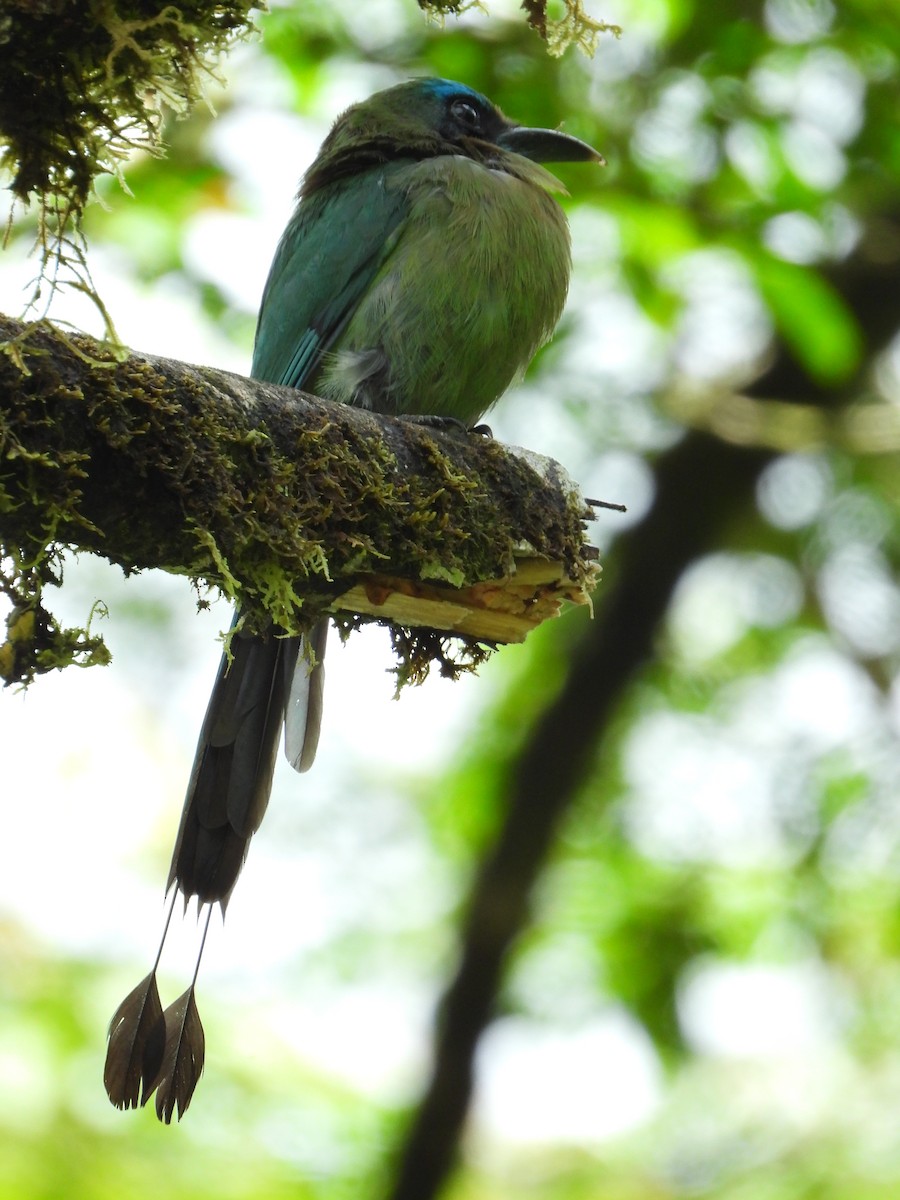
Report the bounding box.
[251,168,411,389]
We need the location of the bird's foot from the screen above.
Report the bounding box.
[401,414,493,439]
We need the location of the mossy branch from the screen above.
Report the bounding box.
[0,314,598,686]
[0,0,258,332]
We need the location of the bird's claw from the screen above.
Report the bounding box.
[401,414,490,438]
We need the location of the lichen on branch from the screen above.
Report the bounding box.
[419,0,622,55]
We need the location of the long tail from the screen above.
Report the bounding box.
[105,617,327,1117]
[167,617,328,906]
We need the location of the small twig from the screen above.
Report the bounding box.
[585,496,628,512]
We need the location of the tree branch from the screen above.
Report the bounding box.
[0,315,596,684]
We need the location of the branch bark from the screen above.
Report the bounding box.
[0,315,596,683]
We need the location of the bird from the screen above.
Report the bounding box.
[105,76,602,1120]
[170,76,602,910]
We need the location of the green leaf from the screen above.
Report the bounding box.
[752,255,863,385]
[610,196,702,269]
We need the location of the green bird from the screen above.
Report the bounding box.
[169,78,603,907]
[104,77,602,1123]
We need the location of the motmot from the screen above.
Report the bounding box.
[106,78,601,1119]
[169,77,603,911]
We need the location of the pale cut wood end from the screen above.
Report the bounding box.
[329,554,599,643]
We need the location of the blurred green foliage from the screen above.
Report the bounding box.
[3,0,900,1197]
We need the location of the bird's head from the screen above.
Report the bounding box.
[302,77,604,196]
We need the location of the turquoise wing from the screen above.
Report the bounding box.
[251,167,410,390]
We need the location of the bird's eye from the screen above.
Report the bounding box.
[451,98,481,130]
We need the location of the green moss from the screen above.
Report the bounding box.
[510,1,621,56]
[0,554,111,686]
[332,615,495,692]
[419,0,621,55]
[1,317,595,688]
[0,0,258,327]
